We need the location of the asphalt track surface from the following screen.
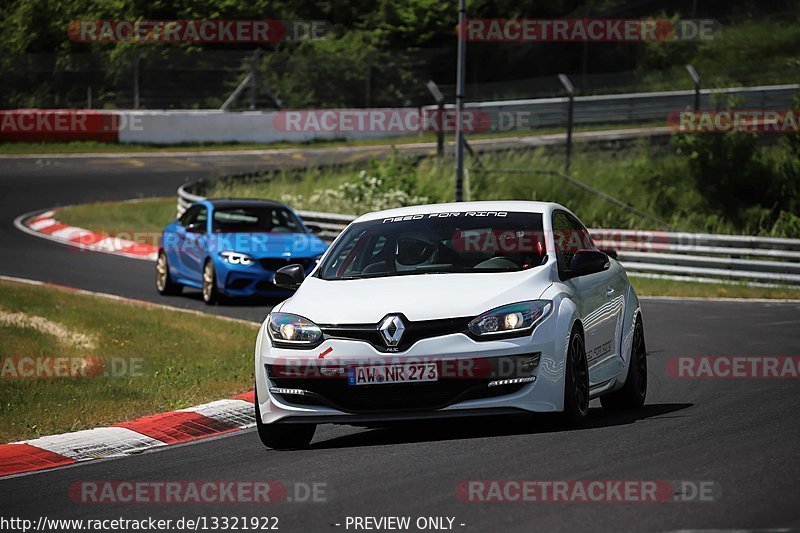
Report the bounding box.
[1,147,799,532]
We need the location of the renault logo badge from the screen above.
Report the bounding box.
[379,315,406,347]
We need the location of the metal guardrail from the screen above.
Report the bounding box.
[423,84,800,132]
[177,185,800,287]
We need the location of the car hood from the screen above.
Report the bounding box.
[207,232,327,258]
[280,265,553,324]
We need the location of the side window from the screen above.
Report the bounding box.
[179,206,199,227]
[552,212,574,271]
[323,230,367,277]
[567,214,595,252]
[195,207,208,227]
[553,211,593,271]
[322,232,388,277]
[271,209,300,232]
[179,206,207,229]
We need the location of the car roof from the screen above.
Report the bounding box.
[202,198,288,209]
[353,201,573,223]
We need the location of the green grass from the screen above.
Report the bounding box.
[199,145,726,233]
[630,276,800,300]
[0,279,257,443]
[57,198,177,238]
[203,138,800,237]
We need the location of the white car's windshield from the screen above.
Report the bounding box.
[318,211,546,280]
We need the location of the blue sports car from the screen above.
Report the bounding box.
[156,199,328,304]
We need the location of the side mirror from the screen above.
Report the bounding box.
[274,264,306,290]
[598,247,618,259]
[564,250,610,279]
[186,222,205,234]
[305,224,323,234]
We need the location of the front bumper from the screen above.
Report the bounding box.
[255,310,567,425]
[215,258,315,297]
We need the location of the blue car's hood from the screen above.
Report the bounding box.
[208,232,327,258]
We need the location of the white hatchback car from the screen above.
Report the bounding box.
[254,201,647,449]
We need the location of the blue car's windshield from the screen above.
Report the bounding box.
[212,206,303,233]
[318,211,547,280]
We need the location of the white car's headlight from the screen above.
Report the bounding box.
[219,251,253,266]
[267,312,322,345]
[468,300,551,338]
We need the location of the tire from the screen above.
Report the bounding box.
[155,251,182,295]
[601,316,647,410]
[255,389,315,450]
[563,325,590,426]
[202,260,220,305]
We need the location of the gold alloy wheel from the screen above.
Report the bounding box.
[156,253,168,292]
[202,261,215,303]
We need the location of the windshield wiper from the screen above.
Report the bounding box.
[337,268,461,280]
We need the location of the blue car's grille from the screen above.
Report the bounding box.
[259,257,313,271]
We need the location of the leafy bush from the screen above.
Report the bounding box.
[671,91,800,234]
[279,153,431,213]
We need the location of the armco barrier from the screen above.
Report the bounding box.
[422,84,799,131]
[5,83,796,145]
[177,185,800,287]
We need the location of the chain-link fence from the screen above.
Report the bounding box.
[2,41,798,111]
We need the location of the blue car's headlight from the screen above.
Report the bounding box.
[468,300,551,338]
[267,312,322,345]
[219,251,254,266]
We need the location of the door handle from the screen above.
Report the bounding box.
[606,287,615,297]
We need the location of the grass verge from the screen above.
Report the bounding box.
[57,198,176,239]
[0,279,257,443]
[630,276,800,300]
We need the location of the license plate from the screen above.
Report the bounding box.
[348,363,438,386]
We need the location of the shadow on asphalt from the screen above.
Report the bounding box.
[161,289,287,308]
[307,403,693,450]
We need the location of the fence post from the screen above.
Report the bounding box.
[133,54,141,109]
[454,0,467,201]
[685,64,701,111]
[365,54,373,107]
[425,80,445,156]
[87,87,92,109]
[558,74,575,173]
[250,49,263,111]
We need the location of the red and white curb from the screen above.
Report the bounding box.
[0,391,256,478]
[15,209,158,261]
